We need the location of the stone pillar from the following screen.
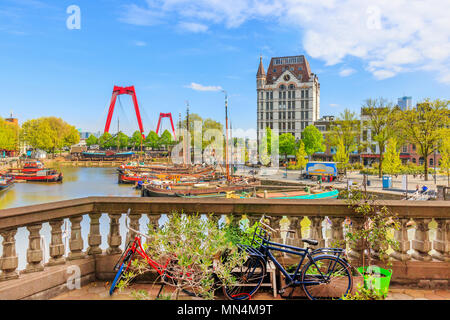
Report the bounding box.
[329,217,345,248]
[145,214,161,245]
[107,214,122,255]
[348,216,365,263]
[68,216,86,260]
[207,214,221,228]
[308,216,325,248]
[0,228,19,281]
[229,214,243,227]
[22,224,44,273]
[47,219,65,266]
[87,213,102,255]
[126,213,142,244]
[390,218,411,261]
[286,216,302,248]
[247,214,261,228]
[411,218,432,261]
[432,218,449,262]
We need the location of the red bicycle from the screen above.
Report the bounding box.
[109,209,195,297]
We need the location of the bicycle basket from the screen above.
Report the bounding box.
[250,223,271,248]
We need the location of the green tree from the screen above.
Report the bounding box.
[279,133,296,163]
[115,132,129,150]
[396,99,450,180]
[362,98,397,178]
[98,132,113,149]
[439,131,450,186]
[327,109,361,157]
[160,129,173,149]
[0,117,20,152]
[382,138,402,175]
[145,131,161,149]
[85,134,98,147]
[302,125,325,158]
[296,140,308,174]
[129,131,143,150]
[333,137,349,175]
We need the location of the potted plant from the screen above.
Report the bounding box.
[341,186,400,299]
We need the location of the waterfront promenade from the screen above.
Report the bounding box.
[0,197,448,300]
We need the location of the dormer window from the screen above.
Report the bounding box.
[279,84,286,90]
[288,84,295,90]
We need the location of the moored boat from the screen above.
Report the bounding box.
[0,175,14,192]
[10,169,63,183]
[256,188,339,199]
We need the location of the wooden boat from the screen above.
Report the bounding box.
[10,169,63,183]
[256,188,339,199]
[118,168,218,184]
[142,179,260,198]
[81,151,134,161]
[0,175,14,192]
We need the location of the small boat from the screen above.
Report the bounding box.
[0,175,14,192]
[81,151,134,161]
[10,169,63,183]
[256,188,339,199]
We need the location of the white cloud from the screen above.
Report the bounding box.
[133,40,147,47]
[185,82,223,92]
[329,103,339,108]
[177,21,208,33]
[339,68,356,77]
[120,0,450,84]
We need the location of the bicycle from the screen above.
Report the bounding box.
[223,217,353,300]
[109,209,196,297]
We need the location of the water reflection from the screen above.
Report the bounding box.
[0,167,141,270]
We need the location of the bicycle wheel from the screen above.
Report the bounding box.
[109,249,134,295]
[223,256,266,300]
[301,255,352,300]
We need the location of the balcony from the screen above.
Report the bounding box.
[0,197,448,299]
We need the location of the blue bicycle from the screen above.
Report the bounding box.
[223,218,353,300]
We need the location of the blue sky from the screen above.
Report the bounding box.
[1,0,449,136]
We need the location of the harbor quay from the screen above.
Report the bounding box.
[0,197,448,300]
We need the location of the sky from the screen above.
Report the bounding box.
[0,0,449,137]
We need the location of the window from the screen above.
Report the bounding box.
[279,92,282,99]
[280,84,286,90]
[279,123,282,130]
[412,144,416,151]
[301,90,304,98]
[292,91,295,99]
[305,100,309,108]
[270,91,273,99]
[412,158,416,163]
[298,66,302,71]
[289,84,295,90]
[292,112,295,119]
[288,111,291,119]
[292,122,295,130]
[283,91,286,99]
[292,101,295,109]
[273,68,276,73]
[430,158,434,166]
[301,101,304,109]
[288,122,291,130]
[266,102,269,110]
[266,92,269,99]
[288,101,291,109]
[270,102,273,110]
[283,123,286,130]
[402,145,408,153]
[305,90,309,98]
[288,91,291,99]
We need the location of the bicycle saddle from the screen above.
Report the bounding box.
[302,239,318,246]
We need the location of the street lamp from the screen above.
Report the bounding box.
[222,90,230,181]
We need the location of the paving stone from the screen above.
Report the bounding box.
[404,289,426,298]
[423,293,447,300]
[434,290,450,299]
[386,293,414,300]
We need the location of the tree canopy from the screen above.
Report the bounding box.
[0,117,20,151]
[302,125,325,157]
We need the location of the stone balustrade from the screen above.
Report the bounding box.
[0,197,448,298]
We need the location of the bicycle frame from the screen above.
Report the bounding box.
[115,236,172,277]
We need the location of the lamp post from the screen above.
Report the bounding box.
[222,90,230,181]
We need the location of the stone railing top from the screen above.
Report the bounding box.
[0,197,448,230]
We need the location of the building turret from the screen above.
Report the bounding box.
[256,55,266,89]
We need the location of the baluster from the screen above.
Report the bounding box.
[390,218,411,261]
[47,219,65,266]
[126,213,142,244]
[145,214,161,245]
[348,216,365,263]
[87,213,102,255]
[107,213,122,255]
[229,214,243,227]
[411,218,432,261]
[0,228,19,281]
[286,216,302,248]
[329,217,345,248]
[68,216,86,260]
[308,216,325,248]
[247,214,261,228]
[432,218,449,262]
[22,224,44,273]
[207,214,221,228]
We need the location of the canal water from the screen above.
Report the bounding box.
[0,167,147,270]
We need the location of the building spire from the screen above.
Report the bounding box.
[257,55,265,78]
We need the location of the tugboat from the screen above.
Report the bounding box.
[21,160,45,173]
[9,169,63,183]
